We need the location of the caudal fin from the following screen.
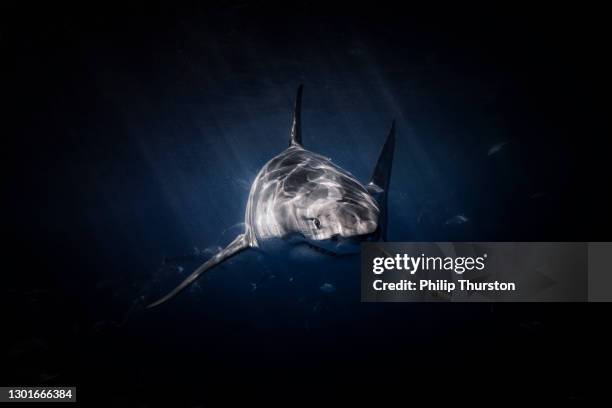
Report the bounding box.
[147,234,249,308]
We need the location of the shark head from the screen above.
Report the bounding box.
[293,170,381,254]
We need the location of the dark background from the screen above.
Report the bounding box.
[3,3,609,404]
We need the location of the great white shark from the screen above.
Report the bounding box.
[148,85,395,308]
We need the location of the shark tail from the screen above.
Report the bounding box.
[146,234,249,308]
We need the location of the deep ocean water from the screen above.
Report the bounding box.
[5,7,603,403]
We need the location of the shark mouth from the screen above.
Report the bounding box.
[304,242,339,256]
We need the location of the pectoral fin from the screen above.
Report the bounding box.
[147,234,249,308]
[368,120,396,241]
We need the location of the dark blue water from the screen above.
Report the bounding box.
[5,7,603,403]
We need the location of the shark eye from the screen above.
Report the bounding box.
[312,218,322,229]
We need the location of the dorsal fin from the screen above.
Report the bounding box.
[289,84,303,147]
[367,120,396,241]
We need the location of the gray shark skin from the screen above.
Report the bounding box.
[147,85,395,308]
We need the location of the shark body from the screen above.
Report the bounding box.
[148,85,395,308]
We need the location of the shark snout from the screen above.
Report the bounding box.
[338,217,377,237]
